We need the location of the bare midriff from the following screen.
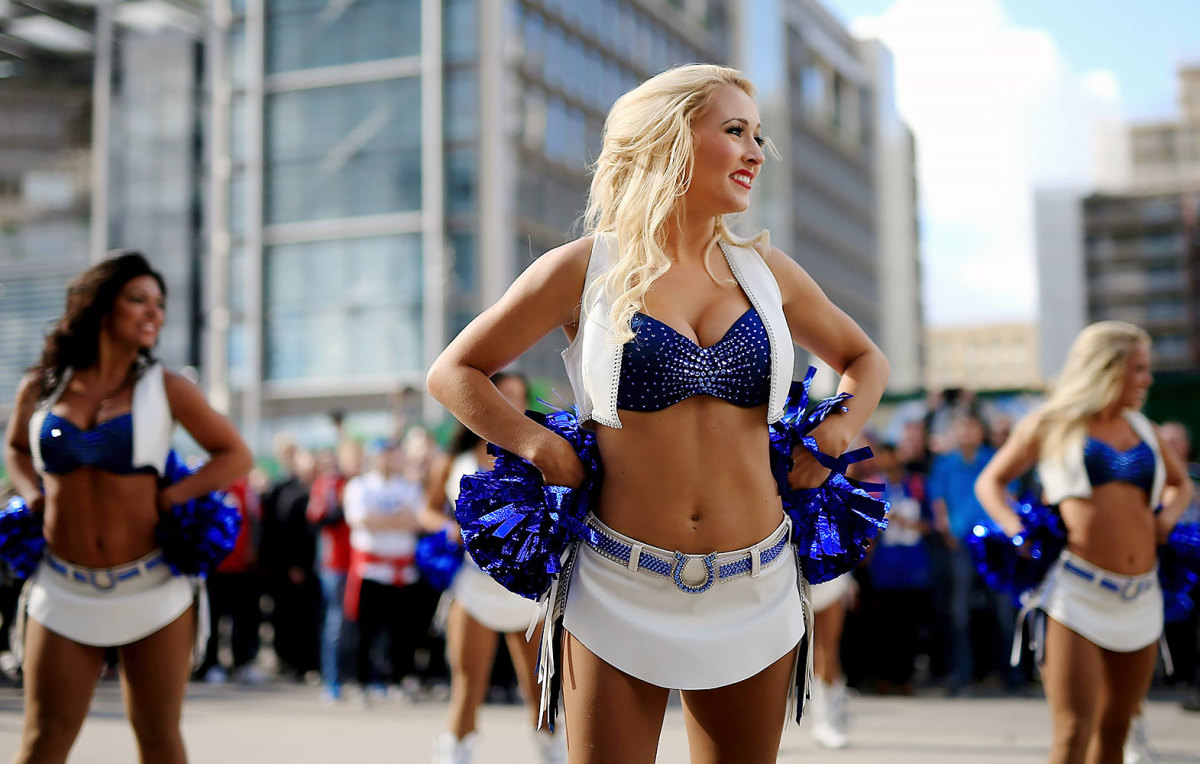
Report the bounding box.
[42,470,160,568]
[594,396,783,554]
[1058,482,1157,576]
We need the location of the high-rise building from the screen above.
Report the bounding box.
[1128,66,1200,193]
[734,0,889,399]
[208,0,731,446]
[1077,66,1200,374]
[1,1,912,448]
[1082,190,1200,371]
[858,37,921,395]
[1034,187,1088,382]
[0,1,205,421]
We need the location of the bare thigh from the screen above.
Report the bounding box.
[813,601,845,683]
[561,631,670,764]
[505,623,545,729]
[1042,618,1103,764]
[445,602,500,737]
[680,644,799,764]
[118,605,196,764]
[13,618,106,764]
[1088,641,1157,764]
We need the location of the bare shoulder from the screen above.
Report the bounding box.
[10,373,43,425]
[528,235,594,285]
[507,235,596,326]
[13,372,41,408]
[1007,414,1044,456]
[760,244,807,280]
[760,244,821,302]
[162,368,206,408]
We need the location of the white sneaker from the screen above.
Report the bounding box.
[1123,714,1153,764]
[233,665,268,686]
[810,677,849,749]
[203,666,228,685]
[532,730,566,764]
[433,731,477,764]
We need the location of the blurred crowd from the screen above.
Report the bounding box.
[1,388,1198,710]
[843,388,1200,709]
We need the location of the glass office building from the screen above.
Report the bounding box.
[212,0,729,446]
[0,2,205,421]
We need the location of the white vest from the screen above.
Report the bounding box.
[1037,410,1166,508]
[560,232,794,429]
[29,362,174,476]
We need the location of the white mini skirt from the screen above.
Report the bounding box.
[562,515,805,690]
[1039,551,1162,653]
[453,555,541,633]
[808,573,853,613]
[22,549,207,655]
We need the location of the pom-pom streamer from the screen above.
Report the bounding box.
[154,450,242,577]
[769,368,890,585]
[0,496,46,579]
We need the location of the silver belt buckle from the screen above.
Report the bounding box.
[672,551,716,594]
[1119,578,1149,601]
[90,568,118,592]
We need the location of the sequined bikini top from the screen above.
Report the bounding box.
[616,307,772,412]
[38,411,154,475]
[1082,437,1155,494]
[29,363,173,476]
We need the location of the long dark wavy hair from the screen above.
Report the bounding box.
[30,251,167,400]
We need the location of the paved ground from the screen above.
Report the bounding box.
[1,681,1198,763]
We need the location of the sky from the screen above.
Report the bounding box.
[822,0,1200,327]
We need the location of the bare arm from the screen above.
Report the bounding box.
[160,370,254,509]
[357,513,422,532]
[3,375,45,510]
[764,247,890,487]
[974,415,1041,537]
[1154,427,1195,543]
[427,238,592,488]
[418,451,456,534]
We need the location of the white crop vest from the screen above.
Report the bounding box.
[1037,410,1166,508]
[29,362,174,476]
[561,232,795,429]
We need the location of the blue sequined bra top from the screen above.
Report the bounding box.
[38,412,153,475]
[616,307,772,412]
[1082,437,1155,494]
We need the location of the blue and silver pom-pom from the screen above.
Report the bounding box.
[455,408,601,601]
[1160,522,1200,622]
[0,496,46,579]
[768,367,890,585]
[415,528,466,591]
[154,450,242,577]
[966,493,1067,606]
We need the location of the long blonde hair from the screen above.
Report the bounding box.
[1036,320,1151,462]
[582,64,773,343]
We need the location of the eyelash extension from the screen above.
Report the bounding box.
[728,126,766,147]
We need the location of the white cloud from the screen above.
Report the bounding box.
[849,0,1121,327]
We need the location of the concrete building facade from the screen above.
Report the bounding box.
[925,323,1041,393]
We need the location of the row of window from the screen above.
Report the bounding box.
[263,234,423,380]
[517,3,704,118]
[522,87,596,167]
[517,163,588,233]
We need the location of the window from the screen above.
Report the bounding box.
[265,234,424,380]
[266,0,420,74]
[265,78,421,223]
[444,68,478,142]
[443,0,477,63]
[445,147,477,214]
[803,61,826,118]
